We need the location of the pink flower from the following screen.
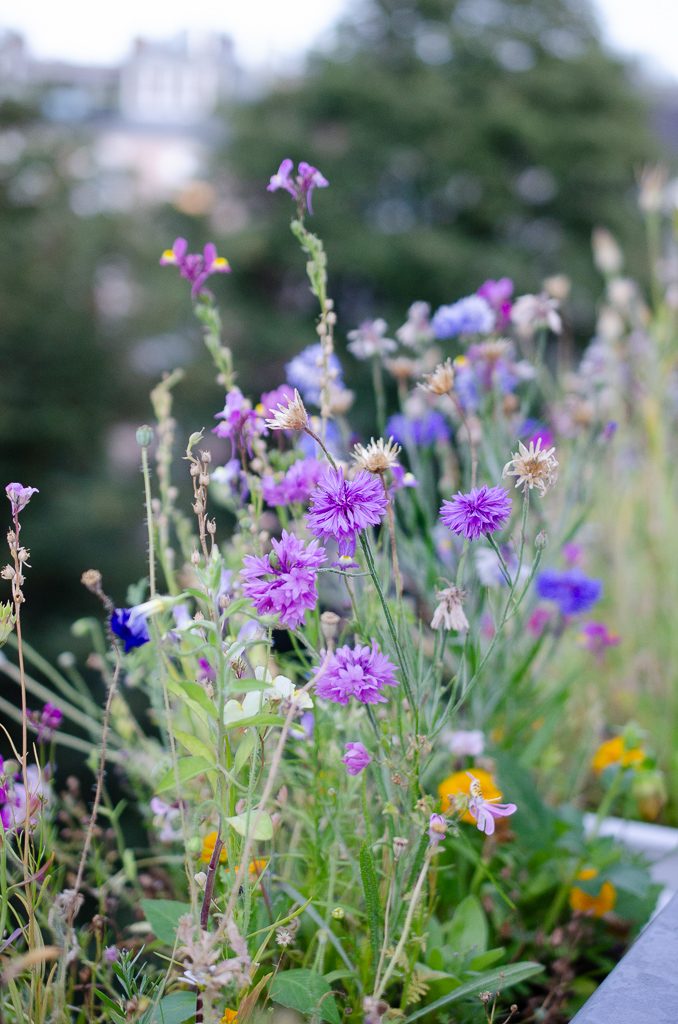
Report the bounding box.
[306,467,388,561]
[5,482,38,517]
[267,158,329,214]
[581,622,620,661]
[342,742,372,776]
[241,530,326,630]
[467,773,517,836]
[316,642,398,706]
[428,813,447,846]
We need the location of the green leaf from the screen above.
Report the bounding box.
[234,729,257,774]
[469,947,506,971]
[173,729,216,765]
[446,895,488,955]
[140,899,191,945]
[155,756,214,794]
[226,811,273,840]
[401,962,544,1023]
[224,712,285,732]
[359,842,382,972]
[171,680,217,721]
[150,991,196,1023]
[270,969,341,1024]
[230,678,274,693]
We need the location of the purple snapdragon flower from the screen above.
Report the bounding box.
[110,608,151,652]
[160,238,230,299]
[428,813,447,846]
[535,568,603,615]
[439,485,512,541]
[467,774,517,836]
[268,158,329,214]
[581,622,620,660]
[0,764,51,832]
[27,702,63,742]
[432,295,495,339]
[385,411,450,447]
[316,642,398,705]
[306,467,388,561]
[213,387,266,455]
[241,530,326,630]
[262,459,324,507]
[477,277,513,329]
[6,483,39,517]
[286,343,343,406]
[342,742,372,776]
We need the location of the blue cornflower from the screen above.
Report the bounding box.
[535,569,602,615]
[431,295,495,339]
[285,343,343,406]
[386,411,450,447]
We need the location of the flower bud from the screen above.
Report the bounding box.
[136,425,154,448]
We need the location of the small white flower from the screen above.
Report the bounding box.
[503,438,558,496]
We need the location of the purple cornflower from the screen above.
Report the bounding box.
[262,459,324,507]
[27,702,63,742]
[6,483,38,517]
[581,622,620,660]
[104,947,120,964]
[428,813,447,846]
[535,568,603,615]
[316,642,398,705]
[520,420,554,450]
[160,238,230,299]
[477,277,513,329]
[439,485,512,541]
[213,387,266,455]
[110,608,151,653]
[267,158,329,214]
[562,542,583,567]
[431,295,495,339]
[385,411,450,447]
[342,742,372,776]
[286,343,343,406]
[602,420,618,442]
[306,467,388,560]
[467,774,517,836]
[241,530,326,630]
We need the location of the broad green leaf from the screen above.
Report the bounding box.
[469,947,506,971]
[270,968,341,1024]
[234,729,257,774]
[173,729,216,765]
[155,756,214,794]
[402,961,544,1022]
[230,678,274,693]
[447,895,488,955]
[226,811,273,840]
[150,991,197,1023]
[140,899,190,945]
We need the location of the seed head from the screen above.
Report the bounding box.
[352,436,401,474]
[420,358,455,395]
[503,438,558,496]
[265,389,309,432]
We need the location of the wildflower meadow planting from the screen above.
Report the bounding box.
[2,158,676,1024]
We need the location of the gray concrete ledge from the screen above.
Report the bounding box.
[570,893,678,1023]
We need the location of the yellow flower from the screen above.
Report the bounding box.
[569,867,617,917]
[200,831,227,864]
[221,1010,238,1024]
[591,736,645,775]
[438,767,502,824]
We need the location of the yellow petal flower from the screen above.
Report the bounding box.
[592,736,645,775]
[200,830,227,864]
[569,867,617,917]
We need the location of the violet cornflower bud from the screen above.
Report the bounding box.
[342,742,372,776]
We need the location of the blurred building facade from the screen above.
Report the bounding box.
[0,29,239,203]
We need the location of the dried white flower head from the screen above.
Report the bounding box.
[347,318,397,360]
[265,389,309,432]
[384,356,421,382]
[352,436,401,474]
[511,293,562,336]
[430,587,469,633]
[420,358,455,396]
[503,438,558,496]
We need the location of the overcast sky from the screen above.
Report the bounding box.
[1,0,677,81]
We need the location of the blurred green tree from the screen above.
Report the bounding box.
[221,0,658,384]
